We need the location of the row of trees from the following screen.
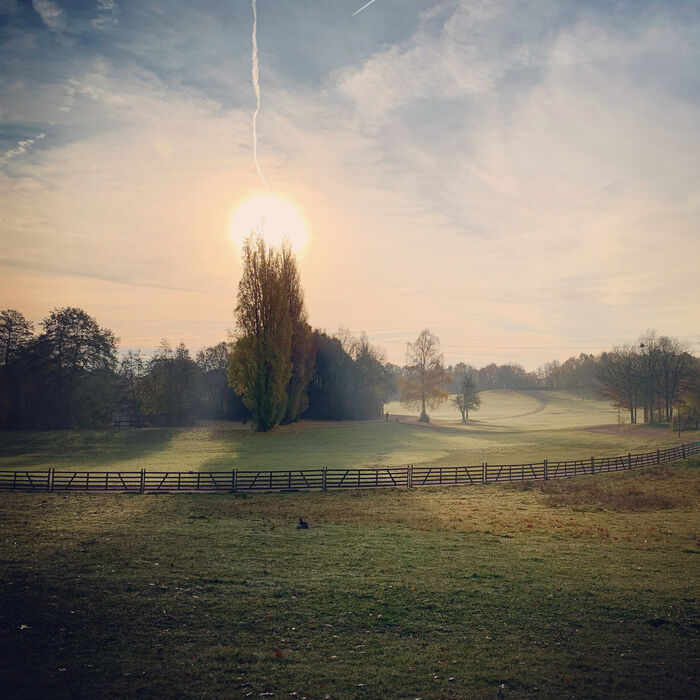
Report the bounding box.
[0,307,119,429]
[0,308,394,430]
[596,331,698,424]
[0,307,249,429]
[2,264,697,430]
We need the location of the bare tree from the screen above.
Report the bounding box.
[656,335,693,423]
[400,329,451,423]
[596,346,641,424]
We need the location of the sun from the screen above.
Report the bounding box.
[229,193,310,252]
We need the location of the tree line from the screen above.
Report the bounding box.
[1,237,697,431]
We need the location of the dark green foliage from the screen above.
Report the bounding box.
[138,341,201,426]
[196,342,250,421]
[304,331,392,420]
[0,307,119,429]
[0,309,33,367]
[452,372,480,423]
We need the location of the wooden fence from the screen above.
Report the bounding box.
[1,441,698,494]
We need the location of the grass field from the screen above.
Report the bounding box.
[0,391,695,473]
[1,457,699,698]
[2,391,698,697]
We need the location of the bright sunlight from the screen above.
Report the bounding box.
[229,193,310,252]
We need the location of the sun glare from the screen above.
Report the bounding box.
[229,194,310,253]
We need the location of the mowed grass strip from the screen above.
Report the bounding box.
[1,459,698,699]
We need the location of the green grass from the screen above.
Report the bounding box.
[0,391,696,472]
[387,389,619,430]
[2,458,699,698]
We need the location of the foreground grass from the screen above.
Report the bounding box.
[1,459,699,698]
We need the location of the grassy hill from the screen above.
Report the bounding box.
[0,391,694,473]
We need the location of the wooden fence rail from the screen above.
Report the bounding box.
[1,441,698,494]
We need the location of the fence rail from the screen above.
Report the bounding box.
[1,441,698,494]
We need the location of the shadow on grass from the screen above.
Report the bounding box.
[0,428,180,471]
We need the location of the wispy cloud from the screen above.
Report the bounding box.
[1,1,698,365]
[92,0,119,31]
[32,0,65,32]
[0,133,45,166]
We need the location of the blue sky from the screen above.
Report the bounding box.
[1,0,699,367]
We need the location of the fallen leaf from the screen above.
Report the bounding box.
[273,648,284,659]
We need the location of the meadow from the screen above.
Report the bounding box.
[0,391,687,474]
[1,458,699,699]
[1,390,698,698]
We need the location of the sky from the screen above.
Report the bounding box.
[1,0,698,369]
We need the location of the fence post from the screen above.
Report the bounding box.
[482,462,487,484]
[46,468,53,492]
[656,448,660,464]
[322,466,327,491]
[231,469,237,492]
[408,464,413,488]
[543,459,548,480]
[682,444,686,459]
[628,452,632,470]
[590,456,595,474]
[140,468,146,494]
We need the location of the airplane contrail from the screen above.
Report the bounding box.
[352,0,378,16]
[251,0,269,188]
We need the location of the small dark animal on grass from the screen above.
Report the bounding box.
[296,517,309,529]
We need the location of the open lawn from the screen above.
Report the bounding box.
[0,391,695,473]
[1,458,699,698]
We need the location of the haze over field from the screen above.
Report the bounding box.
[1,1,699,366]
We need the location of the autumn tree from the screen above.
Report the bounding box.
[452,373,480,423]
[400,329,451,422]
[227,234,293,432]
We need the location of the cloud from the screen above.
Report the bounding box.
[92,0,119,31]
[0,132,45,166]
[1,1,698,366]
[32,0,65,32]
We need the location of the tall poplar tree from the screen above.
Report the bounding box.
[279,242,315,424]
[227,234,293,432]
